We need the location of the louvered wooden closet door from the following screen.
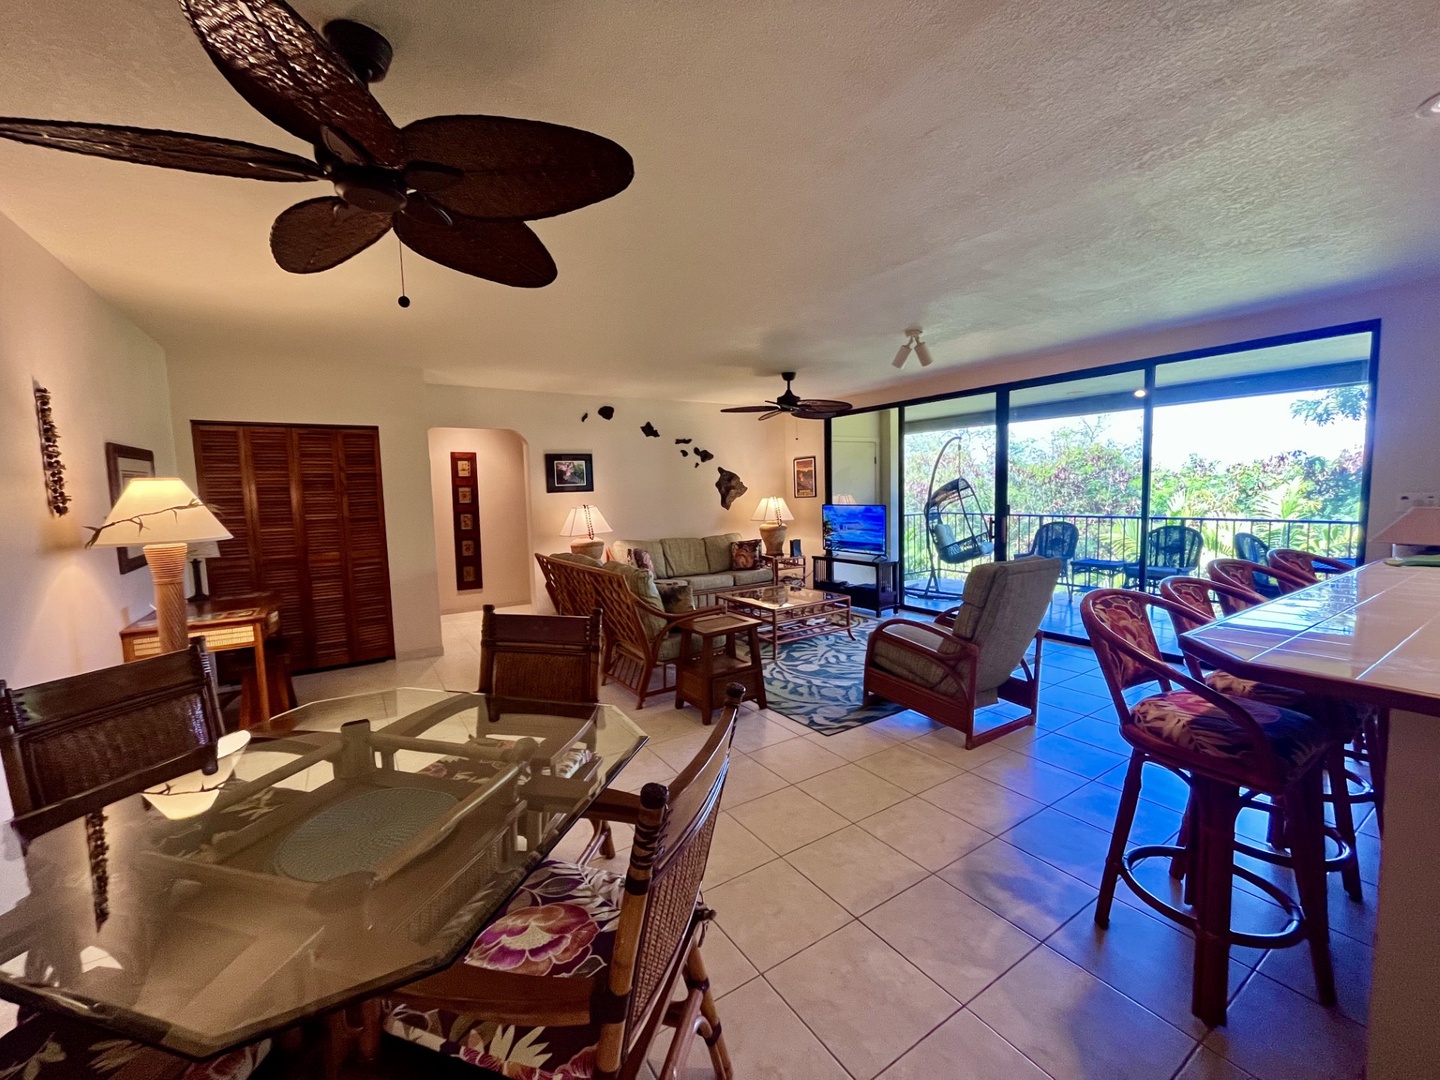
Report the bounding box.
[192,422,396,671]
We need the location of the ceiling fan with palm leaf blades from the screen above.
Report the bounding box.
[0,0,634,292]
[721,372,853,421]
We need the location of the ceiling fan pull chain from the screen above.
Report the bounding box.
[397,235,410,308]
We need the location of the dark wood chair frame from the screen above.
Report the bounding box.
[1080,589,1338,1027]
[1160,576,1366,900]
[863,614,1042,750]
[372,686,747,1080]
[1267,548,1355,591]
[1206,558,1310,612]
[0,643,223,844]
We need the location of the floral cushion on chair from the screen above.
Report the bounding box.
[1128,690,1330,778]
[1203,670,1307,709]
[383,858,625,1079]
[0,1013,269,1080]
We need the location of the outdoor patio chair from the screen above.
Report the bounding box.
[1021,521,1079,595]
[863,558,1060,748]
[1121,525,1202,590]
[1231,533,1280,596]
[1267,548,1355,590]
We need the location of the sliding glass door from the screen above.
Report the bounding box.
[826,321,1378,650]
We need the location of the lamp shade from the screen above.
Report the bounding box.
[93,477,231,547]
[1372,507,1440,546]
[560,504,612,539]
[751,497,794,523]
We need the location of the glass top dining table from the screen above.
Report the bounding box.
[0,689,646,1058]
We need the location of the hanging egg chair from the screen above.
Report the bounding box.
[923,435,994,595]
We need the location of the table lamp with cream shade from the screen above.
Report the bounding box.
[752,496,794,555]
[560,504,612,560]
[89,478,231,655]
[1373,506,1440,558]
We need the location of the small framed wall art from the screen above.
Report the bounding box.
[451,451,482,591]
[545,452,594,493]
[793,455,817,499]
[104,442,156,573]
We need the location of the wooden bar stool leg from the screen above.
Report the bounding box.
[1288,765,1338,1007]
[1170,791,1193,883]
[1097,750,1145,929]
[1191,776,1240,1028]
[1325,745,1363,901]
[1368,709,1389,834]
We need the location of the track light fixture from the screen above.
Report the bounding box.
[893,327,933,369]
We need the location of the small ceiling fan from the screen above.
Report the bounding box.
[0,0,633,291]
[721,372,853,421]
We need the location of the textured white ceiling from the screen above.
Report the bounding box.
[0,0,1437,403]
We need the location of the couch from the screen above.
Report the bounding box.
[607,533,774,600]
[863,558,1062,748]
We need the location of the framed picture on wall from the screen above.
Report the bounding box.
[104,442,156,573]
[793,455,817,499]
[545,453,594,493]
[451,452,482,591]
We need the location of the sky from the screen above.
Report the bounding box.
[1010,389,1367,470]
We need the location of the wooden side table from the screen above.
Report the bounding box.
[760,553,807,586]
[675,613,768,724]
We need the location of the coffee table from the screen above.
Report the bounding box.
[717,584,854,657]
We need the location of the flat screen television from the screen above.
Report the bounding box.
[822,503,887,556]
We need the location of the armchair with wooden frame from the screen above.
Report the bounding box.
[372,685,745,1080]
[863,558,1061,749]
[1266,548,1355,590]
[536,553,720,708]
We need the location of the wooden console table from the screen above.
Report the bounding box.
[120,593,282,727]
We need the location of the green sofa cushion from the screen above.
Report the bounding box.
[870,623,965,697]
[704,533,743,574]
[661,537,710,577]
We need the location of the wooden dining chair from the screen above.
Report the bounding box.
[0,643,224,843]
[375,685,744,1080]
[478,603,603,702]
[0,643,271,1080]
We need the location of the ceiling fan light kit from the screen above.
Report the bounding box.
[0,0,633,293]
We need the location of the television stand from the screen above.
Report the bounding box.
[812,552,900,615]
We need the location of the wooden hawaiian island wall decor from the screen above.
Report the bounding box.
[451,452,482,590]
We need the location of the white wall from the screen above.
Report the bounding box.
[423,384,812,605]
[428,427,531,613]
[846,276,1440,556]
[165,355,443,660]
[0,211,174,685]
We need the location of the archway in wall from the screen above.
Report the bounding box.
[427,427,533,614]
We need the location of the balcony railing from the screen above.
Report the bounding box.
[902,510,1361,594]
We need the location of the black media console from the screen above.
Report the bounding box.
[811,552,900,615]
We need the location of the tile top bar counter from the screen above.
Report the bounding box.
[1182,562,1440,1080]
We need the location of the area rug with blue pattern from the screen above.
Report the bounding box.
[762,622,902,735]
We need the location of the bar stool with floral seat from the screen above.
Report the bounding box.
[1161,576,1365,900]
[1080,589,1339,1028]
[1266,548,1356,591]
[1205,558,1310,611]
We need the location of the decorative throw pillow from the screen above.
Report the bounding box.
[730,539,762,570]
[628,547,656,574]
[656,581,696,614]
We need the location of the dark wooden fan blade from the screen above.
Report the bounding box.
[270,196,392,273]
[757,409,785,421]
[0,118,320,180]
[792,407,849,420]
[181,0,403,166]
[400,115,633,220]
[395,212,557,288]
[797,399,853,413]
[720,405,781,413]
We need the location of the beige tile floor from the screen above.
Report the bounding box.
[292,611,1377,1080]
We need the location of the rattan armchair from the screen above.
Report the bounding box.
[1206,558,1310,611]
[1267,548,1354,589]
[536,554,719,708]
[375,685,745,1080]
